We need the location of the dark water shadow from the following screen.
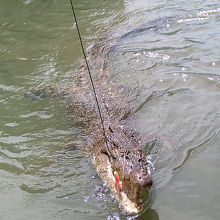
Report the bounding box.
[136,208,159,220]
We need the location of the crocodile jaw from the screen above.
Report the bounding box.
[92,153,143,214]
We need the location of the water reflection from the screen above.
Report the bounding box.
[138,208,159,220]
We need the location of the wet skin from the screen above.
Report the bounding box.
[29,17,176,213]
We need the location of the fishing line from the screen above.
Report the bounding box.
[69,0,115,160]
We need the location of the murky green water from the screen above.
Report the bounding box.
[0,0,220,219]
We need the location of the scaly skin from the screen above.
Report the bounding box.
[29,17,178,213]
[64,27,154,213]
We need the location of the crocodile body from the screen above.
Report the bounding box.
[31,17,177,213]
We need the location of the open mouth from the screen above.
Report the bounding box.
[114,171,141,201]
[112,170,151,213]
[93,147,152,214]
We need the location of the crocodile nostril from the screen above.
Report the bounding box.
[146,176,153,186]
[135,172,152,187]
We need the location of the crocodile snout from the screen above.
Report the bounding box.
[131,171,153,188]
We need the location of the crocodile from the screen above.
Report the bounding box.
[30,17,177,213]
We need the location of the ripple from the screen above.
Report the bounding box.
[0,84,21,92]
[19,183,57,194]
[173,131,217,172]
[5,122,18,127]
[196,8,220,17]
[23,0,34,5]
[0,162,24,175]
[0,135,34,144]
[20,111,53,119]
[177,17,209,24]
[135,88,191,113]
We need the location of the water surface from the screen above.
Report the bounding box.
[0,0,220,219]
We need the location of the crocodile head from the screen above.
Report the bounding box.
[97,126,152,213]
